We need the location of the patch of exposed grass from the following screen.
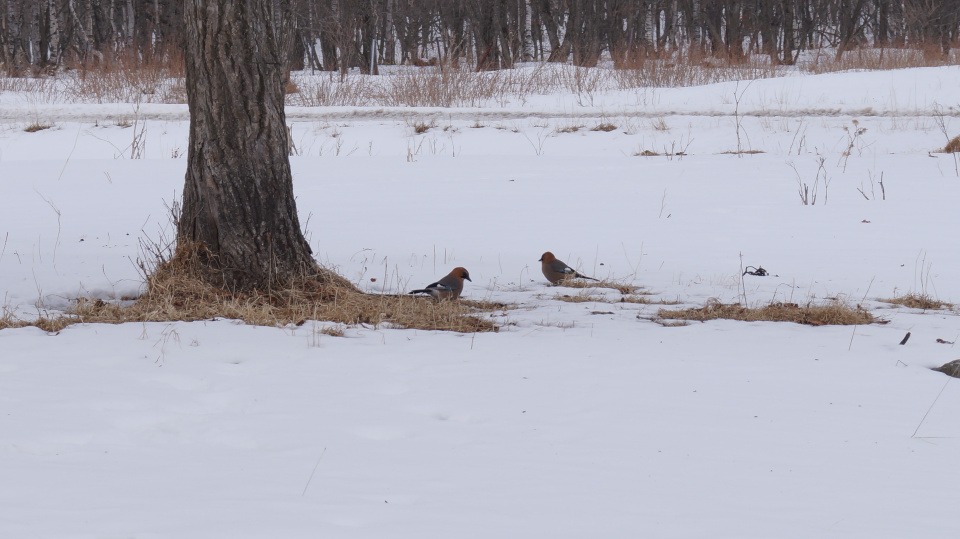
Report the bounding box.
[720,149,765,155]
[409,119,437,134]
[882,293,950,310]
[650,117,670,131]
[943,135,960,153]
[592,123,617,132]
[557,279,642,295]
[621,295,682,305]
[555,124,584,134]
[24,122,53,132]
[554,291,607,303]
[2,243,504,334]
[634,149,660,156]
[314,323,345,337]
[657,298,877,326]
[0,308,77,332]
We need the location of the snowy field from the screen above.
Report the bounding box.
[3,65,960,537]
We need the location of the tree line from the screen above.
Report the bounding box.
[2,0,959,75]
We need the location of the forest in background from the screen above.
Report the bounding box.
[2,1,959,76]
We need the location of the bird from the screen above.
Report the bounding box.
[409,267,471,300]
[539,251,599,285]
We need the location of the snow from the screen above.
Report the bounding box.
[3,64,960,537]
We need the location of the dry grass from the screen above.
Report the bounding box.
[554,291,606,303]
[657,298,877,326]
[554,290,677,305]
[409,119,436,134]
[591,123,618,132]
[65,52,186,104]
[0,308,77,332]
[7,46,959,109]
[1,243,504,334]
[622,295,681,305]
[5,44,960,110]
[24,122,53,132]
[555,124,584,134]
[554,279,643,295]
[943,135,960,153]
[882,293,950,310]
[801,46,960,75]
[612,48,785,89]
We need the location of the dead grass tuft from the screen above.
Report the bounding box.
[554,291,607,303]
[634,149,660,156]
[0,308,78,332]
[553,291,672,305]
[592,123,618,132]
[621,295,681,305]
[720,149,765,155]
[558,279,642,295]
[883,293,950,310]
[657,298,877,326]
[410,119,436,134]
[555,124,584,134]
[24,122,53,132]
[943,135,960,153]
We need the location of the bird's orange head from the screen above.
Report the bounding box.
[451,267,471,282]
[539,252,556,263]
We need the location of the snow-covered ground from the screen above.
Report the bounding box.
[2,65,960,537]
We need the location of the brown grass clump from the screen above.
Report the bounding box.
[943,135,960,154]
[0,309,78,332]
[592,123,617,132]
[883,293,950,310]
[2,243,503,334]
[558,279,642,295]
[555,124,584,134]
[554,291,607,303]
[410,120,435,134]
[720,149,764,155]
[24,122,53,132]
[657,298,876,326]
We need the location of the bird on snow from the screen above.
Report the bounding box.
[539,251,599,285]
[409,267,471,300]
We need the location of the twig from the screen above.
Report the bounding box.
[912,380,950,438]
[57,125,82,181]
[301,447,327,496]
[848,276,874,351]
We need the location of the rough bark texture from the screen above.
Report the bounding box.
[179,0,317,292]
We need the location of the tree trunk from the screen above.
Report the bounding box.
[179,0,319,292]
[523,0,534,60]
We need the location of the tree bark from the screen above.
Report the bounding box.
[179,0,318,292]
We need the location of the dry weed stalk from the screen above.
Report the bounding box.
[657,298,876,326]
